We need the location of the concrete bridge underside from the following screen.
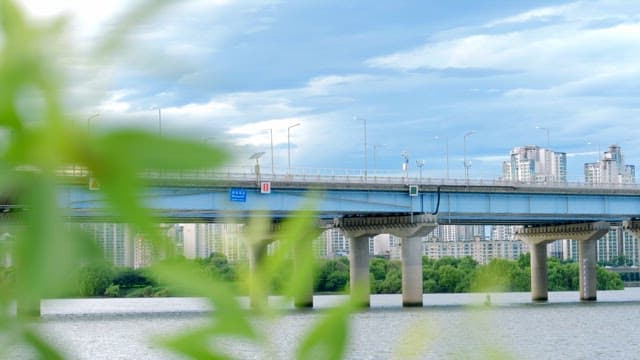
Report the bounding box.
[335,214,438,307]
[517,221,610,301]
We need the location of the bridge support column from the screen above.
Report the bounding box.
[400,236,424,307]
[248,241,269,310]
[336,214,438,307]
[530,242,549,301]
[293,233,315,308]
[579,238,597,301]
[517,221,609,302]
[349,235,372,307]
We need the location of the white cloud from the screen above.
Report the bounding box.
[484,3,578,27]
[306,74,377,95]
[367,22,640,75]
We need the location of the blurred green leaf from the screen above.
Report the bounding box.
[22,328,65,360]
[161,327,235,360]
[296,302,353,360]
[151,259,257,338]
[94,130,229,171]
[94,0,175,56]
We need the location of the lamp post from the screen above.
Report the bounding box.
[536,126,550,147]
[435,136,449,179]
[267,129,274,176]
[87,113,99,134]
[287,123,300,175]
[416,159,425,183]
[354,116,368,180]
[401,151,409,183]
[464,130,476,183]
[250,152,265,183]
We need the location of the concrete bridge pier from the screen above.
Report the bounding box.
[336,214,438,307]
[247,239,270,310]
[530,242,550,301]
[400,236,425,306]
[349,234,374,307]
[517,221,609,302]
[292,225,320,308]
[579,238,597,301]
[389,221,437,307]
[246,220,320,309]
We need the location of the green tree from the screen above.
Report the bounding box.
[104,284,120,297]
[597,267,624,290]
[315,258,349,293]
[548,259,579,291]
[112,268,155,289]
[438,265,466,293]
[77,262,116,297]
[198,252,236,282]
[379,261,402,294]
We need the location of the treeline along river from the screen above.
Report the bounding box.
[35,252,623,298]
[1,253,635,359]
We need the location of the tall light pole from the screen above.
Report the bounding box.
[354,116,368,180]
[416,159,425,182]
[435,136,450,179]
[287,123,300,175]
[536,126,550,147]
[250,152,265,183]
[157,108,162,136]
[87,113,99,134]
[267,129,274,176]
[464,130,476,183]
[401,151,409,183]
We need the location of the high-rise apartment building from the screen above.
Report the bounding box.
[502,145,567,183]
[182,223,246,261]
[322,228,350,258]
[79,222,134,267]
[580,145,638,264]
[500,145,567,259]
[584,145,635,184]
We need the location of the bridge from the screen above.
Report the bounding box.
[55,167,640,307]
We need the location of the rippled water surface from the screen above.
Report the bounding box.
[7,289,640,359]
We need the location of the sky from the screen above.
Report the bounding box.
[17,0,640,181]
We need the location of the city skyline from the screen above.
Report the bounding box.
[14,0,640,180]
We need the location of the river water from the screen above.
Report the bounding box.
[7,289,640,359]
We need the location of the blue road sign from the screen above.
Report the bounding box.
[230,188,247,202]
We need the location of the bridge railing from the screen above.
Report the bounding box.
[56,165,640,191]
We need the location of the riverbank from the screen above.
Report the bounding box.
[37,288,640,317]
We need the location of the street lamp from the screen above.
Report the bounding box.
[435,136,449,179]
[401,151,409,183]
[287,123,300,175]
[157,108,162,136]
[416,159,425,182]
[267,129,274,176]
[354,116,368,180]
[464,130,476,183]
[250,152,265,183]
[87,113,99,134]
[536,126,550,147]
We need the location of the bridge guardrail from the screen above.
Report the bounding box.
[56,165,640,191]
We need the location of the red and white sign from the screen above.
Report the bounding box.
[260,181,271,194]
